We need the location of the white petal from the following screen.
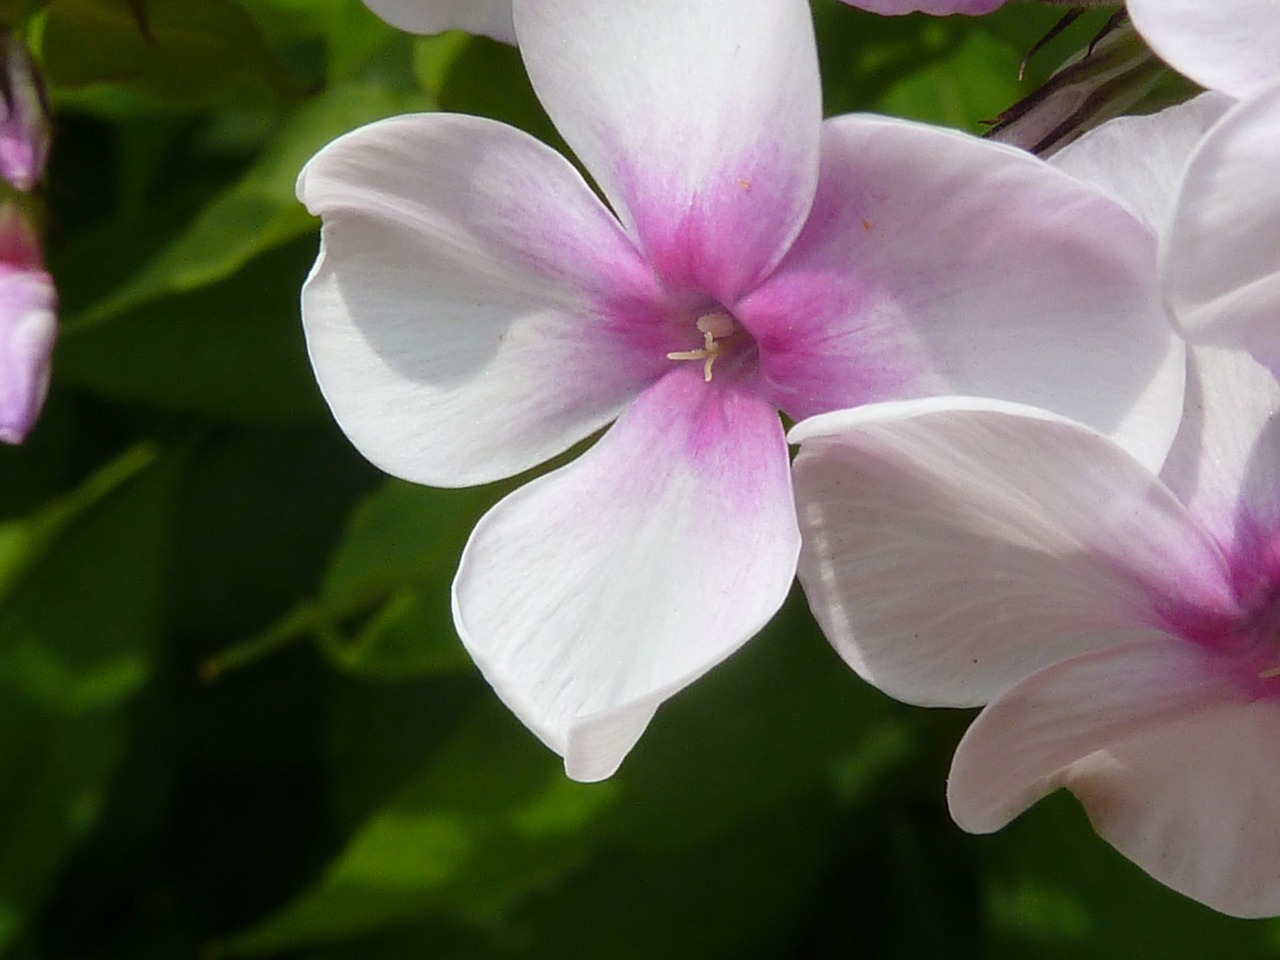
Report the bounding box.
[1158,345,1280,561]
[1128,0,1280,98]
[1164,78,1280,371]
[745,116,1184,473]
[1067,696,1280,918]
[298,113,668,487]
[791,398,1236,707]
[362,0,515,42]
[514,0,821,303]
[453,367,799,781]
[948,641,1239,834]
[1051,92,1235,232]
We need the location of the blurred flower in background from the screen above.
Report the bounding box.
[0,33,48,193]
[0,202,54,444]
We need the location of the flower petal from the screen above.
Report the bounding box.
[948,641,1240,836]
[514,0,821,304]
[1050,91,1235,232]
[0,267,55,444]
[1128,0,1280,98]
[454,366,800,781]
[1066,694,1280,918]
[742,115,1184,473]
[791,398,1235,707]
[361,0,515,42]
[1158,345,1280,568]
[298,113,668,487]
[1164,79,1280,372]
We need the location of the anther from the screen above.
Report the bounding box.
[666,310,738,382]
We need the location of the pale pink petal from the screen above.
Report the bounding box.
[298,113,669,488]
[1158,345,1280,566]
[743,116,1184,472]
[1164,79,1280,372]
[1067,696,1280,918]
[361,0,515,42]
[948,641,1240,835]
[0,267,55,444]
[1128,0,1279,98]
[791,398,1236,707]
[453,366,799,781]
[1051,92,1235,231]
[514,0,821,304]
[842,0,1005,13]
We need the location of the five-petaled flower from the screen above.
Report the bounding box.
[299,0,1183,781]
[789,89,1280,916]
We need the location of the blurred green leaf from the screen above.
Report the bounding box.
[68,81,434,329]
[228,594,906,954]
[205,480,492,679]
[55,240,326,422]
[41,0,302,107]
[0,445,174,953]
[977,792,1276,959]
[873,26,1021,132]
[227,701,614,956]
[320,481,487,610]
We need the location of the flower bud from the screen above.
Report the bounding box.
[0,204,54,444]
[0,33,49,192]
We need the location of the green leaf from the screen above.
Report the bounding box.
[55,240,328,422]
[873,26,1022,133]
[0,445,174,953]
[205,480,493,679]
[227,593,907,954]
[66,81,435,330]
[977,793,1276,959]
[41,0,302,108]
[226,701,615,956]
[320,481,488,609]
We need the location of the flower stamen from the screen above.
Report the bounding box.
[666,311,738,382]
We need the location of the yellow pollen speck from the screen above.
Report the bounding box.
[1260,666,1280,679]
[666,310,738,382]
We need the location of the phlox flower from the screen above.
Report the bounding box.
[789,93,1280,915]
[0,204,54,444]
[790,347,1280,917]
[299,0,1184,781]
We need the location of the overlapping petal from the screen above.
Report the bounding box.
[744,116,1184,471]
[1050,91,1235,232]
[362,0,516,41]
[1127,0,1280,98]
[1065,695,1280,918]
[1164,79,1280,371]
[453,365,800,781]
[790,399,1236,706]
[515,0,822,305]
[947,640,1239,836]
[1158,346,1280,559]
[298,113,669,488]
